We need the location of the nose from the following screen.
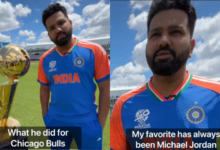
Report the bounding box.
[158,33,171,48]
[55,27,62,35]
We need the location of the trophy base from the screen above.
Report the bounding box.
[0,117,21,144]
[6,117,21,127]
[0,117,28,149]
[0,135,28,150]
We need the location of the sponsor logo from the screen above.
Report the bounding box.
[134,109,151,129]
[49,61,57,72]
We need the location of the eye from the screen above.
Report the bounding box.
[172,30,182,34]
[59,21,65,25]
[50,27,55,31]
[151,33,161,37]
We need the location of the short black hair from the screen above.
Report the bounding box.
[147,0,197,38]
[42,3,68,28]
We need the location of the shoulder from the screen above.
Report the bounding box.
[77,39,106,55]
[38,47,55,67]
[191,75,220,94]
[114,84,147,110]
[40,47,55,61]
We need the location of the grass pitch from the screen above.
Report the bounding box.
[0,61,110,150]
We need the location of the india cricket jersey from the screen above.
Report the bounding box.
[110,71,220,150]
[37,37,110,123]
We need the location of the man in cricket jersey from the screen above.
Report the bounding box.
[37,3,110,150]
[110,0,220,149]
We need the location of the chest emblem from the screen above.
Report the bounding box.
[186,106,205,124]
[74,57,84,67]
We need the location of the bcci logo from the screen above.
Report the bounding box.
[49,61,57,72]
[74,57,84,67]
[134,109,151,129]
[186,106,205,124]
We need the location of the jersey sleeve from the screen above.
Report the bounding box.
[110,99,130,150]
[94,44,110,83]
[37,56,49,86]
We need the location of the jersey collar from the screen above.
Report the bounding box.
[55,37,78,56]
[146,71,192,102]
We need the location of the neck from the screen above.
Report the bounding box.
[56,37,75,54]
[151,66,187,96]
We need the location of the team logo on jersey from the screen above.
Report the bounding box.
[49,61,57,72]
[134,109,151,129]
[74,57,84,67]
[186,106,205,124]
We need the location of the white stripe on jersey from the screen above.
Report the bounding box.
[192,75,220,85]
[78,40,107,55]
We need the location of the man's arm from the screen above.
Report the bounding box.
[110,96,129,150]
[38,55,50,118]
[92,43,110,129]
[40,85,50,117]
[97,78,110,130]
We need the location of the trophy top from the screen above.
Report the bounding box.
[0,44,30,80]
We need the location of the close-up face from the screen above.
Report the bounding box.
[46,11,72,46]
[146,9,195,76]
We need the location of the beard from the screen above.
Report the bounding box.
[51,27,72,46]
[146,45,190,76]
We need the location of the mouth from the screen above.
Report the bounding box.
[57,34,66,40]
[156,50,171,56]
[156,50,172,59]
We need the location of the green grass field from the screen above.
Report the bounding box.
[0,61,110,150]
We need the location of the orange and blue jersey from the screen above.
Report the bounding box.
[37,37,110,123]
[110,71,220,150]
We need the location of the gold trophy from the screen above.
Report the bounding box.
[0,44,30,144]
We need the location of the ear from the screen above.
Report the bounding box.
[189,39,195,58]
[69,20,73,30]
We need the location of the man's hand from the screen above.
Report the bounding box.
[40,85,50,117]
[98,117,105,130]
[97,78,110,130]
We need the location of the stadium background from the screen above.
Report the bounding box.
[0,38,110,150]
[25,37,110,61]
